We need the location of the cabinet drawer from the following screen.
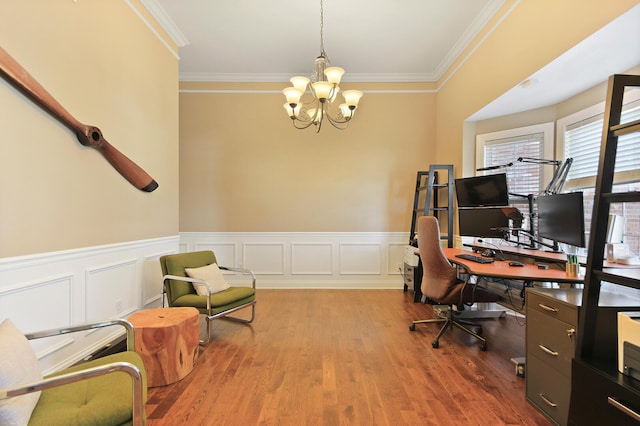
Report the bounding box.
[527,290,578,325]
[527,355,571,425]
[527,308,576,372]
[569,359,640,426]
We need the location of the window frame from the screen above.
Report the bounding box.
[475,122,555,195]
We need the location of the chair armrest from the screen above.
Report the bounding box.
[0,361,144,426]
[218,266,256,289]
[24,319,135,351]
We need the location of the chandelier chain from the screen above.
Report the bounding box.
[319,0,325,57]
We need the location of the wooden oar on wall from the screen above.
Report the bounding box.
[0,46,158,192]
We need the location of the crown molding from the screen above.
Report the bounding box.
[140,0,190,47]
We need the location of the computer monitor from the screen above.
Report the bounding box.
[458,207,511,238]
[455,173,509,207]
[536,192,586,248]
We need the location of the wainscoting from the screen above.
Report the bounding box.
[0,236,178,374]
[180,232,409,289]
[0,232,408,373]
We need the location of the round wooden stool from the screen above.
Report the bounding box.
[128,307,200,387]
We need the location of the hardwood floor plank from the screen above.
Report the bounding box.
[146,289,550,425]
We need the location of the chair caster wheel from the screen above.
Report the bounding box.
[480,342,487,351]
[409,323,416,331]
[432,340,439,348]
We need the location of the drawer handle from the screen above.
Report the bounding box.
[608,397,640,422]
[538,345,559,356]
[538,303,558,313]
[539,393,557,407]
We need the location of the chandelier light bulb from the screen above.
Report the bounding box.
[283,103,300,117]
[283,87,303,106]
[342,90,363,108]
[290,76,310,93]
[339,103,352,118]
[324,67,344,84]
[311,81,333,101]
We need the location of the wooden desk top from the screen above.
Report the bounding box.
[466,243,568,263]
[466,242,639,269]
[442,248,584,283]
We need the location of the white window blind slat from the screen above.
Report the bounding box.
[565,104,640,184]
[482,133,544,198]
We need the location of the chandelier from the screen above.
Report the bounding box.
[282,0,363,133]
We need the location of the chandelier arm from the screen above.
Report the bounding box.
[324,113,351,130]
[291,118,317,130]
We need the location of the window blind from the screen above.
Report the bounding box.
[565,104,640,188]
[482,133,544,198]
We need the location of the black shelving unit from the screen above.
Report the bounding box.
[408,165,454,247]
[568,74,640,425]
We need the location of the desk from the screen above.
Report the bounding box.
[443,248,584,284]
[466,242,638,269]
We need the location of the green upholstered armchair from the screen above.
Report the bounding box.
[160,250,256,344]
[0,319,146,426]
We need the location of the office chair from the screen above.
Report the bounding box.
[409,216,499,350]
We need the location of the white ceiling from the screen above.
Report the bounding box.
[145,0,640,120]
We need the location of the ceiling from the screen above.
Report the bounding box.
[145,0,640,120]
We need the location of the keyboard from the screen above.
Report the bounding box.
[455,253,495,264]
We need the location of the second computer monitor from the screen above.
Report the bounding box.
[459,207,511,239]
[455,173,510,207]
[537,192,586,248]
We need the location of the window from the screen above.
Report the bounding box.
[557,91,640,255]
[560,99,640,189]
[476,123,554,240]
[476,123,554,198]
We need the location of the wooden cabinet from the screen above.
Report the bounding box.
[527,288,639,425]
[526,289,578,425]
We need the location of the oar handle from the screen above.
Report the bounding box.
[0,47,158,192]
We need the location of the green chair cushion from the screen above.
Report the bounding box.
[174,286,255,315]
[28,351,147,426]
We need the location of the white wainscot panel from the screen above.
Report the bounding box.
[85,259,137,321]
[193,242,237,267]
[291,243,333,275]
[143,251,174,307]
[388,243,407,275]
[339,243,382,275]
[244,243,285,275]
[0,275,73,357]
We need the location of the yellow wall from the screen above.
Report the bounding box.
[0,0,179,257]
[179,0,639,234]
[0,0,637,256]
[178,82,436,232]
[435,0,640,177]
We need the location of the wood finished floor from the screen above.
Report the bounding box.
[146,289,550,425]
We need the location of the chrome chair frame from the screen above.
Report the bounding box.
[0,319,145,426]
[162,265,256,344]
